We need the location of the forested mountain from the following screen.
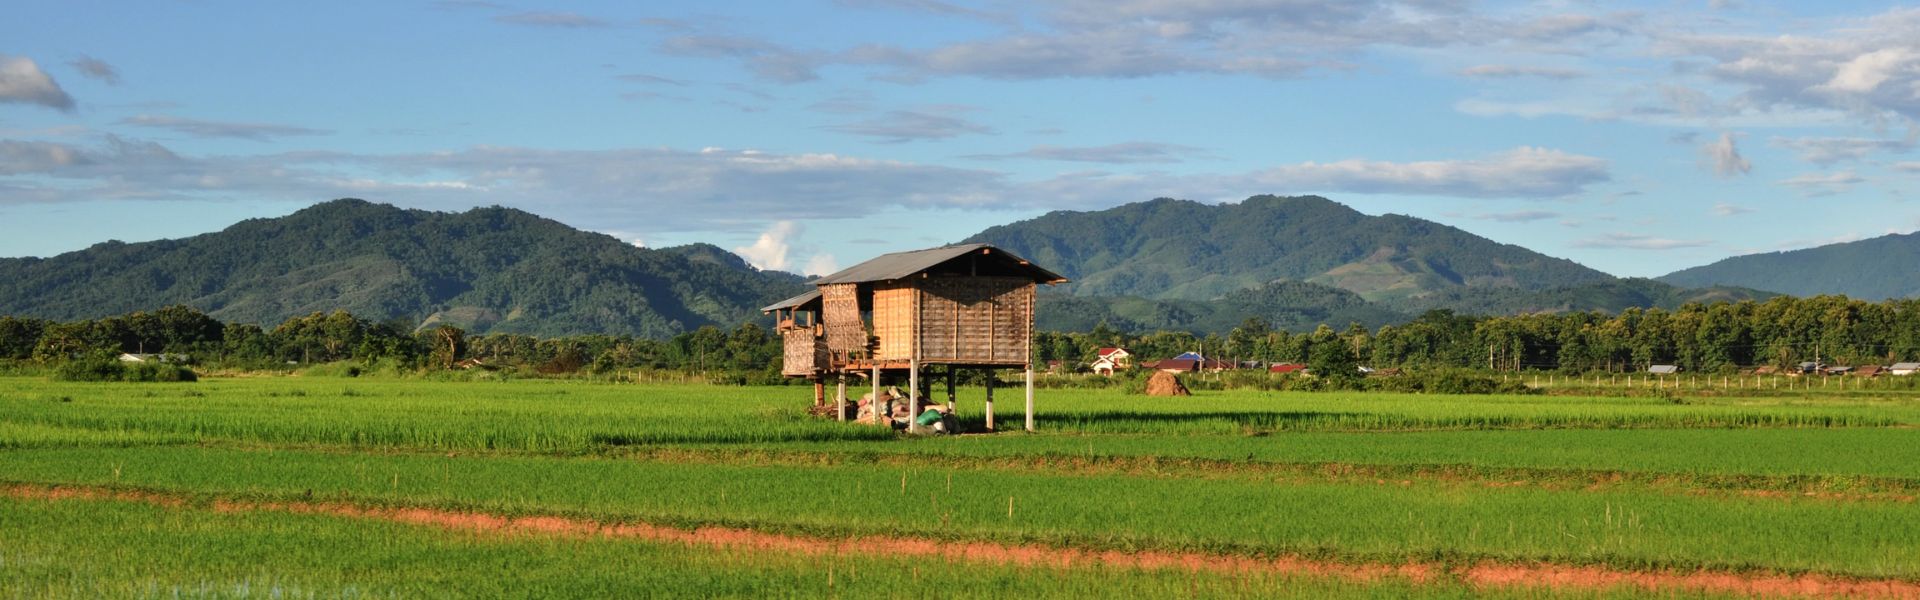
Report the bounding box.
[965,195,1614,303]
[1400,278,1778,316]
[0,199,808,337]
[1658,233,1920,299]
[1037,280,1407,334]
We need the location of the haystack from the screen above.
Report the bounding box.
[1145,371,1190,396]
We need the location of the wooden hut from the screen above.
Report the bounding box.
[762,243,1067,432]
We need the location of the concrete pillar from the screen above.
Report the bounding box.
[1024,363,1035,432]
[909,357,921,433]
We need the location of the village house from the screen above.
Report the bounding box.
[1090,347,1131,376]
[1147,352,1233,373]
[117,353,188,364]
[1891,362,1920,376]
[1647,365,1680,375]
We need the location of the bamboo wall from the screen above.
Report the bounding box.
[781,327,826,376]
[821,284,865,359]
[872,283,915,361]
[916,276,1031,365]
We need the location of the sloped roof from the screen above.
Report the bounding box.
[1097,347,1128,357]
[760,289,821,313]
[1648,365,1679,374]
[810,243,1067,285]
[1892,362,1920,370]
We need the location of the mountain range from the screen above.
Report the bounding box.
[0,195,1896,337]
[0,200,806,337]
[1658,232,1920,300]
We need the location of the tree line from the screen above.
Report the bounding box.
[5,294,1919,380]
[0,306,785,383]
[1036,294,1920,374]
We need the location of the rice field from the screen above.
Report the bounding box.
[3,375,1918,598]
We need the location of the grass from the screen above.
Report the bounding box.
[1,495,1730,599]
[6,445,1920,579]
[4,374,1920,595]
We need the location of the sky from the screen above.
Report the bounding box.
[3,1,1919,278]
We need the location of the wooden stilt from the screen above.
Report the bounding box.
[909,358,921,433]
[1024,363,1035,432]
[835,374,847,422]
[945,368,957,413]
[871,365,882,426]
[813,381,825,407]
[984,370,995,432]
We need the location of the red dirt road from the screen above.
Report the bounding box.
[7,483,1917,598]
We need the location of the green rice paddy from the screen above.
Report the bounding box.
[3,375,1916,597]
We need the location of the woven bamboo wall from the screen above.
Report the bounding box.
[821,284,865,358]
[916,276,1031,364]
[781,328,826,376]
[871,283,916,361]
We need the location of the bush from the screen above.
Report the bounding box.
[1367,368,1530,395]
[124,362,198,382]
[54,355,196,382]
[53,354,129,381]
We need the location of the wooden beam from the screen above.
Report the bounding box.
[870,364,882,426]
[945,368,957,428]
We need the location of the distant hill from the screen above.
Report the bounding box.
[1401,278,1779,316]
[964,195,1614,304]
[0,199,808,337]
[1037,280,1408,334]
[1659,233,1920,299]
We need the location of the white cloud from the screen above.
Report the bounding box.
[119,115,330,141]
[1457,65,1585,80]
[1895,161,1920,172]
[0,54,74,111]
[1817,48,1913,94]
[1473,210,1561,222]
[1767,136,1910,165]
[671,1,1639,83]
[68,56,119,84]
[1247,147,1610,199]
[822,109,994,143]
[803,253,839,276]
[0,137,1614,241]
[734,221,801,271]
[493,11,611,28]
[1573,233,1714,249]
[1777,171,1865,196]
[1712,202,1755,216]
[1657,8,1920,125]
[966,142,1207,164]
[1702,132,1750,177]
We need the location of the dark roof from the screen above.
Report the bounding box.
[810,243,1067,286]
[760,289,822,313]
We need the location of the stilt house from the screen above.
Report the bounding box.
[762,243,1067,432]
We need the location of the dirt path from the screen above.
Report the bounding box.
[7,483,1917,599]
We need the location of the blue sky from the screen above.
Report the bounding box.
[3,1,1919,278]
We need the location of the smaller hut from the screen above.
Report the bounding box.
[764,243,1067,433]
